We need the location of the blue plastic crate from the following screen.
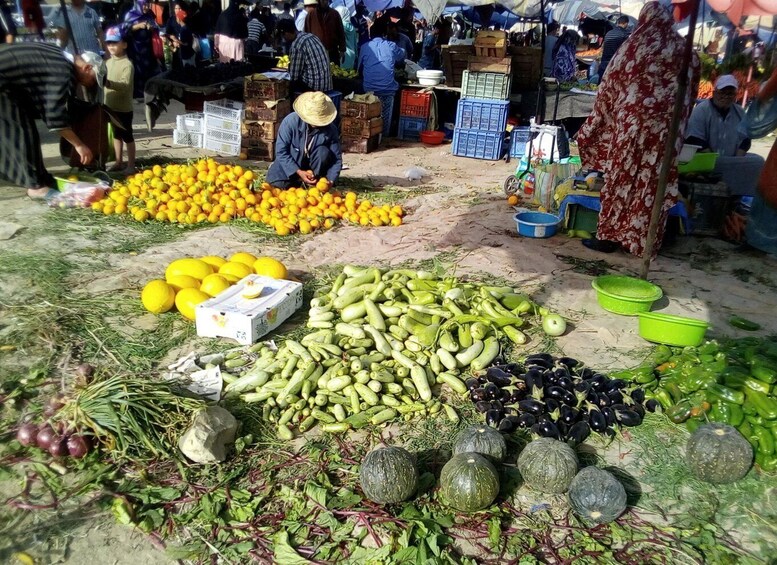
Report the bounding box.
[398,116,427,141]
[510,126,533,158]
[456,98,509,132]
[452,128,505,160]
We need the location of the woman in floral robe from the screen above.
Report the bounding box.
[576,2,699,257]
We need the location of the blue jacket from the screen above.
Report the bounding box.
[358,37,405,95]
[267,112,342,184]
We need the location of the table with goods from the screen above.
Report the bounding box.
[5,215,777,564]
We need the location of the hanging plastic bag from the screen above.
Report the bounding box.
[743,96,777,139]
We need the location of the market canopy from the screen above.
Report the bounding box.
[405,0,543,24]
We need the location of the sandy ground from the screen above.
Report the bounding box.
[2,100,777,562]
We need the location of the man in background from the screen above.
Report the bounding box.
[543,22,560,77]
[303,0,345,63]
[53,0,105,54]
[279,18,332,93]
[599,16,630,79]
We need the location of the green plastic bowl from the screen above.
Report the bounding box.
[638,312,709,347]
[591,275,663,316]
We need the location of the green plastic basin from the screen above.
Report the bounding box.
[591,275,663,316]
[638,312,709,347]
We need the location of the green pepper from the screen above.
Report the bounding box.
[652,345,673,365]
[723,371,750,390]
[611,366,655,384]
[709,401,726,424]
[666,401,693,424]
[728,315,761,331]
[662,382,684,404]
[729,404,745,426]
[738,421,758,450]
[698,354,715,364]
[744,388,777,420]
[747,414,765,427]
[706,384,745,405]
[686,417,703,433]
[751,364,777,385]
[755,451,777,472]
[742,377,772,395]
[697,341,720,356]
[651,389,674,410]
[753,425,775,455]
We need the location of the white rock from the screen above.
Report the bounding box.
[178,406,238,464]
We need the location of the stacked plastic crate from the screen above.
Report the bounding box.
[452,70,512,160]
[240,76,291,160]
[173,113,204,148]
[340,98,383,153]
[397,90,432,141]
[203,99,244,157]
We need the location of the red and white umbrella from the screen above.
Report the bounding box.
[707,0,777,24]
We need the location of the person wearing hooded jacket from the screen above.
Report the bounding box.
[214,0,248,62]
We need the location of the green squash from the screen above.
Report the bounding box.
[568,467,627,524]
[686,423,753,484]
[439,452,499,512]
[359,446,418,504]
[517,438,578,494]
[453,425,507,462]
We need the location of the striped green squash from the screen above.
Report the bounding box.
[453,425,507,462]
[359,446,418,504]
[439,452,499,512]
[517,438,578,494]
[568,467,627,524]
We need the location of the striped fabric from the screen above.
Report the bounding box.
[289,32,332,92]
[247,18,265,43]
[0,43,75,188]
[52,4,102,54]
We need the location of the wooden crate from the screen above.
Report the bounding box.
[341,116,383,138]
[341,99,382,119]
[243,140,275,161]
[474,30,507,59]
[468,56,512,75]
[244,75,290,101]
[341,134,380,154]
[244,99,291,121]
[442,45,474,88]
[241,120,279,141]
[508,47,542,91]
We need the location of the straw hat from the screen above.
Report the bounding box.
[303,0,318,6]
[293,91,337,127]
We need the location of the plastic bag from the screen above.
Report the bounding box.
[47,182,107,208]
[743,96,777,139]
[404,166,428,181]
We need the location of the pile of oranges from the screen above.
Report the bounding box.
[90,159,405,236]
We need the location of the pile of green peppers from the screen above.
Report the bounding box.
[633,338,777,472]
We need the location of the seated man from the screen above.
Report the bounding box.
[686,74,764,196]
[265,91,342,189]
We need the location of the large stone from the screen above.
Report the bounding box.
[178,406,238,464]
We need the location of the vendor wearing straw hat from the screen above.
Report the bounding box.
[265,91,342,189]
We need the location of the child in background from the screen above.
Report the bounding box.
[104,26,136,173]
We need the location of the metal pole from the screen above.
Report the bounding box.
[639,0,700,279]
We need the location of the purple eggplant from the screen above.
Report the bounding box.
[518,399,545,415]
[608,390,624,405]
[477,375,489,385]
[526,353,553,364]
[615,409,642,427]
[586,391,600,404]
[589,375,607,392]
[602,427,617,439]
[486,409,503,428]
[518,413,536,428]
[545,398,560,413]
[574,381,591,394]
[632,403,645,418]
[589,409,608,432]
[484,383,501,400]
[535,420,561,440]
[470,388,485,402]
[579,368,595,380]
[558,357,580,369]
[645,399,659,412]
[561,391,577,406]
[475,401,491,413]
[597,394,613,408]
[487,366,512,381]
[557,376,574,390]
[489,400,504,412]
[497,418,515,433]
[630,388,646,404]
[546,386,566,400]
[465,378,480,391]
[602,407,616,426]
[606,379,627,392]
[502,363,524,376]
[545,371,560,386]
[524,371,543,391]
[566,421,591,445]
[560,405,579,425]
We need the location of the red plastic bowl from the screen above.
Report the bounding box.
[419,130,445,145]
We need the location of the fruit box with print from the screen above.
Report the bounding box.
[195,275,303,344]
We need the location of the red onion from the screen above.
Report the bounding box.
[67,434,91,458]
[17,423,38,447]
[43,395,65,417]
[36,425,55,450]
[75,363,94,378]
[48,436,68,457]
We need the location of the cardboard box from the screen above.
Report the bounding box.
[341,98,382,119]
[341,134,380,154]
[242,120,279,141]
[195,275,303,344]
[242,140,275,161]
[244,75,290,101]
[245,99,291,121]
[341,116,383,138]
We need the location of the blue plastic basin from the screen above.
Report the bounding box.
[514,212,561,238]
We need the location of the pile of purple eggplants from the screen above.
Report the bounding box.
[466,353,654,444]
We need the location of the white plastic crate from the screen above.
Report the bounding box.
[203,99,244,122]
[205,113,241,134]
[205,127,241,145]
[204,136,240,156]
[173,129,204,148]
[176,113,204,134]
